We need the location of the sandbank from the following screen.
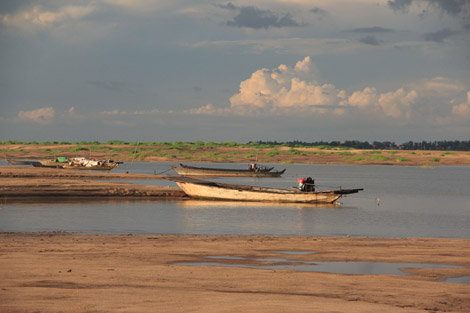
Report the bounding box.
[0,166,186,201]
[0,233,469,313]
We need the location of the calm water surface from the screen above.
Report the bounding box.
[1,161,469,238]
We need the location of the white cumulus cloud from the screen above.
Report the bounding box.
[1,5,95,32]
[452,91,470,118]
[348,87,418,119]
[377,88,418,119]
[185,56,467,127]
[228,56,341,114]
[18,107,55,124]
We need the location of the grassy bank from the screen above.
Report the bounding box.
[2,141,470,166]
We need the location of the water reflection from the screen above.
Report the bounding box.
[443,276,470,284]
[177,254,464,277]
[179,199,340,210]
[1,163,469,238]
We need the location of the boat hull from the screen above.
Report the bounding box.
[32,162,64,168]
[174,181,344,203]
[171,164,285,177]
[62,165,115,171]
[6,159,40,166]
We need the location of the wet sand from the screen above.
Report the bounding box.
[0,166,186,200]
[0,233,469,313]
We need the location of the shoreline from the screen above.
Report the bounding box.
[1,233,469,313]
[0,166,187,200]
[3,143,470,166]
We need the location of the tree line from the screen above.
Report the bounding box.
[251,140,470,151]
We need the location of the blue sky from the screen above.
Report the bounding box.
[1,0,469,143]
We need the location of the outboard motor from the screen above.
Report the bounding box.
[305,177,315,192]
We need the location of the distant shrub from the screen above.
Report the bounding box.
[371,155,390,162]
[89,145,108,151]
[348,155,365,162]
[396,157,410,162]
[286,148,301,155]
[431,157,440,162]
[106,140,125,145]
[315,145,334,150]
[440,152,456,156]
[266,150,279,157]
[220,142,239,147]
[204,142,218,149]
[69,146,89,152]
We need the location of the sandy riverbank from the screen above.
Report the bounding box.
[0,233,469,313]
[0,166,186,200]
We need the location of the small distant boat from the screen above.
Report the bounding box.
[168,176,363,204]
[32,162,64,168]
[6,159,40,166]
[34,156,69,168]
[171,163,286,177]
[62,157,120,171]
[31,157,121,170]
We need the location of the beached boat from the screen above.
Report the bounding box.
[6,159,40,166]
[33,156,69,168]
[171,163,285,177]
[61,164,117,170]
[32,157,120,170]
[168,176,363,203]
[62,157,120,170]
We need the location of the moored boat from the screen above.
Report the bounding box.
[31,157,121,170]
[168,176,363,204]
[171,163,285,177]
[62,157,120,170]
[6,159,40,166]
[34,156,69,168]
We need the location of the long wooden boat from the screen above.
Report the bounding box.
[34,159,67,168]
[31,157,120,170]
[171,163,285,177]
[61,164,116,171]
[6,159,40,166]
[168,177,363,204]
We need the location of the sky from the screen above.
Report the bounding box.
[0,0,469,143]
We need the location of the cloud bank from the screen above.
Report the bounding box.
[220,2,304,29]
[187,57,469,125]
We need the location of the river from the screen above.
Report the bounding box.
[1,162,469,238]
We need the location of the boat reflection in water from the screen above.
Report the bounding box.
[178,199,341,210]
